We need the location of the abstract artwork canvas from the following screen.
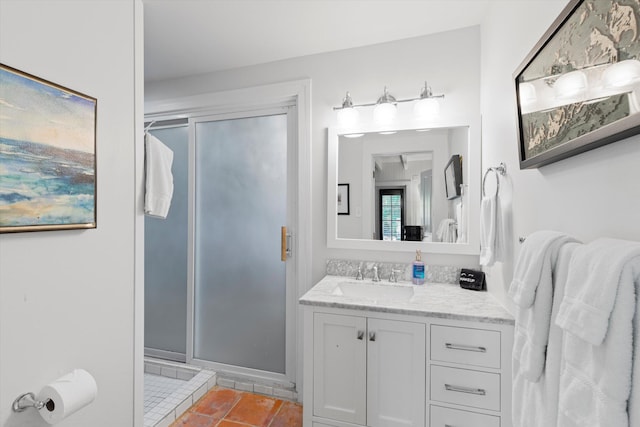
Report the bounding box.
[0,64,97,233]
[337,183,349,215]
[514,0,640,168]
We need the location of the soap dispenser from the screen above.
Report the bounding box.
[412,250,425,285]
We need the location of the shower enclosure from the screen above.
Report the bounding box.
[145,106,297,386]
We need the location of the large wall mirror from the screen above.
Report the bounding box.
[327,117,481,254]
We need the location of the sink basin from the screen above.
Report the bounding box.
[332,281,414,302]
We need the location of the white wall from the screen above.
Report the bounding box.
[480,0,640,312]
[0,1,143,426]
[146,25,482,290]
[337,138,364,238]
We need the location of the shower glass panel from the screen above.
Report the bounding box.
[194,113,287,374]
[145,126,188,357]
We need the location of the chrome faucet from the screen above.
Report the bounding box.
[372,266,381,282]
[355,266,364,280]
[389,269,400,283]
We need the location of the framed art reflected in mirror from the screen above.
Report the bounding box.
[337,183,350,215]
[444,154,462,200]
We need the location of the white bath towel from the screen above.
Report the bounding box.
[145,133,174,219]
[555,238,640,427]
[629,281,640,427]
[509,231,579,308]
[479,195,497,266]
[509,231,580,382]
[556,238,640,345]
[512,242,580,427]
[436,218,457,243]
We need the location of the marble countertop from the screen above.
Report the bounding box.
[299,275,514,325]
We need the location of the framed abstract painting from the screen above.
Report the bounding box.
[337,183,350,215]
[0,64,97,233]
[514,0,640,168]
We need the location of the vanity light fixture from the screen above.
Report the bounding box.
[554,69,588,99]
[602,59,640,89]
[413,82,444,119]
[333,82,445,128]
[373,86,398,126]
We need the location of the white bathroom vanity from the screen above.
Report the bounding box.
[300,275,514,427]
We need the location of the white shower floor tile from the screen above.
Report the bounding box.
[144,373,187,415]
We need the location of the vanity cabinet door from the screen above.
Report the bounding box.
[313,313,367,425]
[367,318,426,427]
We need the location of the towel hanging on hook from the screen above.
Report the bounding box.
[144,131,174,219]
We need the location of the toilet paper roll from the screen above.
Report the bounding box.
[37,369,97,425]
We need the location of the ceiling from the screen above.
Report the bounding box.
[143,0,491,82]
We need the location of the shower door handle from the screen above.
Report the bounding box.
[281,226,292,261]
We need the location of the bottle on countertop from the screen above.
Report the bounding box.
[412,249,425,285]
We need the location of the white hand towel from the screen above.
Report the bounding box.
[509,231,579,382]
[479,195,497,266]
[555,238,640,427]
[145,133,174,219]
[555,238,640,345]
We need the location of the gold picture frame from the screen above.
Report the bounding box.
[0,63,97,233]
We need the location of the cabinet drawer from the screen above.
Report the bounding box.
[430,365,500,411]
[430,324,500,369]
[430,405,500,427]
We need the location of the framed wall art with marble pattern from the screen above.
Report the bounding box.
[514,0,640,168]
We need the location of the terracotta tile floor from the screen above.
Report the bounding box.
[171,387,302,427]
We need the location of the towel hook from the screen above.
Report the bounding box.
[144,120,157,134]
[482,162,507,198]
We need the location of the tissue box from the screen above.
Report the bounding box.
[459,268,486,291]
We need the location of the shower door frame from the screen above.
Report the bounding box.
[144,79,312,393]
[187,106,298,386]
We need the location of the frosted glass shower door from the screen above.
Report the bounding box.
[145,125,188,359]
[192,111,292,378]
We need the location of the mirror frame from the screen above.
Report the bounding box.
[327,115,481,255]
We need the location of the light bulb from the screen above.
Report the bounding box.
[337,107,359,128]
[602,59,640,89]
[414,97,440,119]
[554,70,588,99]
[373,102,397,126]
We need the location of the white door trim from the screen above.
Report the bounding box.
[145,79,312,394]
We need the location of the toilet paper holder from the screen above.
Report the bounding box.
[12,392,52,413]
